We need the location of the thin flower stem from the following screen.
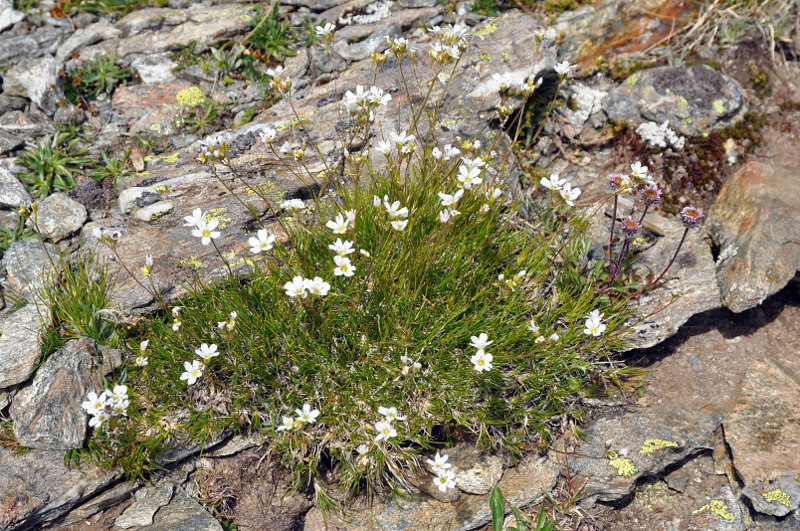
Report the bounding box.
[637,204,649,225]
[607,194,619,280]
[649,227,689,288]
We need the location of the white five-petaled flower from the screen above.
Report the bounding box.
[470,350,493,372]
[431,147,442,160]
[326,213,350,234]
[433,470,456,492]
[277,416,295,431]
[81,391,107,416]
[183,207,204,228]
[315,22,335,37]
[439,208,460,223]
[383,196,408,219]
[135,355,148,367]
[461,156,485,170]
[469,333,493,352]
[266,65,285,78]
[89,410,109,428]
[328,238,355,256]
[180,360,203,386]
[630,161,648,182]
[195,343,219,362]
[443,144,460,160]
[376,140,392,156]
[284,275,308,298]
[391,219,408,232]
[140,339,149,352]
[248,229,276,254]
[281,199,305,212]
[333,255,355,277]
[457,165,482,189]
[378,406,405,422]
[374,420,397,442]
[426,452,452,474]
[527,319,540,334]
[540,174,565,192]
[554,60,574,76]
[258,126,276,144]
[400,355,422,375]
[304,276,331,296]
[583,309,607,337]
[549,332,560,341]
[295,403,320,424]
[438,189,464,207]
[560,183,582,207]
[192,218,221,246]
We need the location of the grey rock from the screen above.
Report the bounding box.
[692,486,748,531]
[0,303,52,388]
[0,237,59,295]
[284,0,341,11]
[0,166,32,208]
[333,24,398,62]
[724,359,800,517]
[206,432,267,457]
[129,52,179,83]
[99,345,123,375]
[707,161,800,313]
[0,444,118,529]
[57,481,139,527]
[116,483,175,528]
[603,64,745,136]
[3,56,61,114]
[0,94,28,113]
[53,104,86,125]
[0,131,23,155]
[147,486,223,531]
[397,0,438,6]
[133,200,175,222]
[0,0,24,33]
[55,21,122,62]
[0,386,12,411]
[0,26,69,64]
[10,337,100,450]
[34,192,89,242]
[438,444,504,495]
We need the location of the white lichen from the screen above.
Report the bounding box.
[338,0,392,25]
[636,120,686,150]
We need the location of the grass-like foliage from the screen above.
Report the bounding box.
[59,23,632,506]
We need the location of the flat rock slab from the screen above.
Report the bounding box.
[724,359,800,517]
[303,457,558,531]
[115,483,175,528]
[10,337,99,450]
[146,486,222,531]
[34,192,88,242]
[0,304,52,389]
[2,56,61,114]
[0,445,118,529]
[603,64,744,136]
[707,161,800,313]
[0,166,32,208]
[0,238,59,296]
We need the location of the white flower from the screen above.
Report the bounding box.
[540,174,565,192]
[277,416,295,431]
[328,238,355,256]
[344,209,356,224]
[630,161,648,182]
[195,343,219,362]
[443,144,460,160]
[110,385,128,403]
[438,189,464,207]
[461,156,485,170]
[172,307,181,318]
[490,187,504,199]
[560,183,581,206]
[471,350,494,372]
[400,355,421,374]
[281,199,305,212]
[457,165,482,189]
[378,406,406,422]
[549,332,560,341]
[172,319,182,331]
[135,355,148,367]
[373,195,382,208]
[426,452,452,474]
[284,275,309,298]
[376,140,392,156]
[438,208,460,223]
[554,60,574,76]
[389,130,415,153]
[433,470,456,492]
[180,360,203,386]
[390,219,408,231]
[295,403,320,424]
[333,255,355,277]
[315,22,335,37]
[258,126,276,144]
[469,333,493,352]
[142,255,153,276]
[305,276,331,296]
[326,214,350,234]
[374,420,397,442]
[266,65,285,78]
[383,196,408,219]
[140,339,149,352]
[191,218,221,246]
[527,319,540,334]
[583,309,607,336]
[88,410,109,429]
[81,391,107,416]
[248,229,276,254]
[183,207,204,228]
[431,147,442,160]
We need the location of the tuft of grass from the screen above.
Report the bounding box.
[17,134,94,198]
[88,151,132,187]
[245,3,297,64]
[0,214,36,258]
[63,54,132,107]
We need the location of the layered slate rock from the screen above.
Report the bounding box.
[115,483,175,528]
[0,238,59,295]
[9,337,100,450]
[724,359,800,518]
[603,64,744,136]
[0,304,51,388]
[0,445,118,529]
[707,161,800,313]
[147,486,223,531]
[33,192,89,242]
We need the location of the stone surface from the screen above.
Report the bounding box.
[0,303,52,388]
[0,444,118,529]
[0,26,68,64]
[0,238,59,295]
[0,166,32,208]
[33,192,89,242]
[707,161,800,313]
[10,337,100,450]
[147,486,222,531]
[55,22,122,62]
[303,456,558,531]
[0,0,24,33]
[115,483,175,528]
[442,443,504,495]
[724,359,800,517]
[129,52,179,83]
[3,56,61,114]
[56,481,139,527]
[603,64,745,136]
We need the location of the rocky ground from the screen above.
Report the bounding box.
[0,0,799,529]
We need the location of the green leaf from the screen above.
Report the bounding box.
[490,487,505,531]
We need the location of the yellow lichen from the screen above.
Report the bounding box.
[627,73,639,86]
[640,438,679,455]
[150,212,164,221]
[713,99,725,114]
[763,489,792,507]
[155,185,168,194]
[479,53,491,62]
[180,256,207,269]
[276,117,310,131]
[176,86,205,106]
[500,48,511,63]
[474,21,498,36]
[609,458,638,477]
[222,251,236,260]
[148,123,163,134]
[205,207,231,230]
[160,152,180,163]
[693,500,735,521]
